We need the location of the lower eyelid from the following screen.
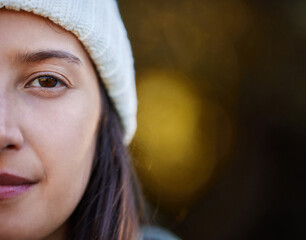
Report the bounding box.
[25,88,67,98]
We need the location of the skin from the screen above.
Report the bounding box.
[0,9,101,240]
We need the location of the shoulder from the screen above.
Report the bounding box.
[138,226,181,240]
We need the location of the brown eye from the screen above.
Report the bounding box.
[37,77,58,87]
[27,76,64,88]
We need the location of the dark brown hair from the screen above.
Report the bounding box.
[67,79,144,240]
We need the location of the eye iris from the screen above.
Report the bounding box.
[39,77,58,88]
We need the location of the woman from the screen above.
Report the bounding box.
[0,0,181,239]
[0,0,150,239]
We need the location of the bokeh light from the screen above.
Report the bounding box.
[132,70,233,213]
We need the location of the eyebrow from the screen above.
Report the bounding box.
[16,50,81,65]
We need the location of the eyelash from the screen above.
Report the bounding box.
[25,75,67,89]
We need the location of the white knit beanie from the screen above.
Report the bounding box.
[0,0,137,145]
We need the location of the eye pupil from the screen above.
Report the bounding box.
[39,77,58,88]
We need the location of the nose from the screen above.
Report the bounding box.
[0,95,24,152]
[0,126,24,151]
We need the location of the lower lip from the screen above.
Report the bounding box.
[0,184,34,200]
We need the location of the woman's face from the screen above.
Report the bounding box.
[0,10,101,240]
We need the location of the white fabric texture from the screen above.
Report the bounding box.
[0,0,137,145]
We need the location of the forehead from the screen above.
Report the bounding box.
[0,9,88,63]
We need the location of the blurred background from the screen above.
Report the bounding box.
[117,0,306,239]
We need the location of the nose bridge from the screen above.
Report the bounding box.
[0,71,17,127]
[0,92,10,128]
[0,91,23,151]
[0,91,14,133]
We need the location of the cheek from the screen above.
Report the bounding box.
[26,91,101,176]
[19,90,101,236]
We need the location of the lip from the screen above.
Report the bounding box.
[0,173,37,200]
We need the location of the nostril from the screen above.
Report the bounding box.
[0,144,20,152]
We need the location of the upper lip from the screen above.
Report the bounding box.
[0,173,36,185]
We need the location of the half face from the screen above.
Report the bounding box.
[0,9,101,240]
